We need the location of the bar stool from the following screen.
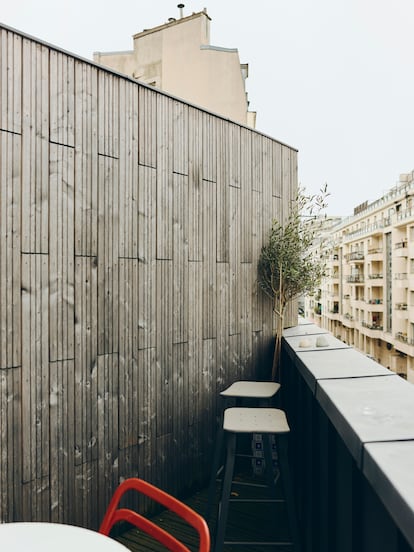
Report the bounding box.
[206,381,281,524]
[214,407,300,552]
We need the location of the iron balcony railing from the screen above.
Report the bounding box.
[343,218,391,241]
[346,274,364,283]
[361,321,383,331]
[345,251,365,261]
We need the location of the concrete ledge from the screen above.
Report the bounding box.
[364,441,414,550]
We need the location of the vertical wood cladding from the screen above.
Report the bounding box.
[0,25,297,527]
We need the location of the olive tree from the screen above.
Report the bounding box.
[258,184,329,381]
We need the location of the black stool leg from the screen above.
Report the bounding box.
[214,432,236,552]
[206,424,224,525]
[263,433,277,490]
[277,434,302,552]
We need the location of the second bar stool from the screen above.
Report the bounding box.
[206,381,281,525]
[214,407,300,552]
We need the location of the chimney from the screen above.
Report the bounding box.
[177,3,184,18]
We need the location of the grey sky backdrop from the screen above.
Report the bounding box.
[2,0,414,216]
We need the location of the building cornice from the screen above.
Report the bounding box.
[133,11,211,40]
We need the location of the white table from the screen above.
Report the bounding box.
[0,522,130,551]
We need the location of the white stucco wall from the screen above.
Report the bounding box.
[93,11,254,127]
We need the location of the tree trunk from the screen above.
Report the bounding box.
[271,311,284,382]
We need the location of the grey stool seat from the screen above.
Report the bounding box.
[220,381,281,400]
[223,406,289,433]
[213,407,300,552]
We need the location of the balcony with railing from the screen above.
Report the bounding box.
[345,251,365,262]
[366,299,384,312]
[395,331,409,344]
[394,240,409,257]
[361,321,384,331]
[343,218,391,241]
[342,312,355,328]
[346,274,365,284]
[396,208,414,222]
[368,273,384,280]
[367,247,383,255]
[114,324,414,552]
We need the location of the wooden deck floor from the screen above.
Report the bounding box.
[114,472,294,552]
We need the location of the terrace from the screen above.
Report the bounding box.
[2,20,414,552]
[105,322,414,552]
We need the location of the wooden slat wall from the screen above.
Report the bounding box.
[0,25,298,528]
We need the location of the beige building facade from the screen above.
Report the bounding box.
[306,171,414,382]
[94,8,256,127]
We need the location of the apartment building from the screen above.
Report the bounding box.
[94,7,256,127]
[306,171,414,382]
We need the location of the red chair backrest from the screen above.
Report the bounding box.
[99,478,210,552]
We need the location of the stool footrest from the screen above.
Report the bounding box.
[223,540,293,547]
[228,497,285,503]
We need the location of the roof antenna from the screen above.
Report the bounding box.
[177,3,184,18]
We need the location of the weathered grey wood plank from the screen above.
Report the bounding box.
[50,359,75,523]
[272,141,282,199]
[173,100,189,176]
[0,30,21,133]
[21,253,49,486]
[252,132,263,193]
[229,185,241,337]
[96,353,119,526]
[136,347,157,485]
[216,262,230,390]
[118,258,138,450]
[49,144,75,362]
[172,173,189,344]
[202,112,217,183]
[74,255,98,466]
[202,178,217,340]
[188,108,203,262]
[0,131,21,370]
[188,260,203,426]
[21,38,49,254]
[97,155,119,355]
[216,120,229,263]
[229,125,241,189]
[171,342,190,496]
[138,86,156,168]
[156,94,173,260]
[137,165,157,350]
[240,127,252,263]
[155,260,173,439]
[0,367,22,522]
[251,190,263,333]
[74,61,98,257]
[119,80,139,259]
[49,50,75,147]
[240,262,253,369]
[98,72,119,158]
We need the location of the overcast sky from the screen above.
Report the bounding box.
[2,0,414,215]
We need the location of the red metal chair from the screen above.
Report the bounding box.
[99,477,210,552]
